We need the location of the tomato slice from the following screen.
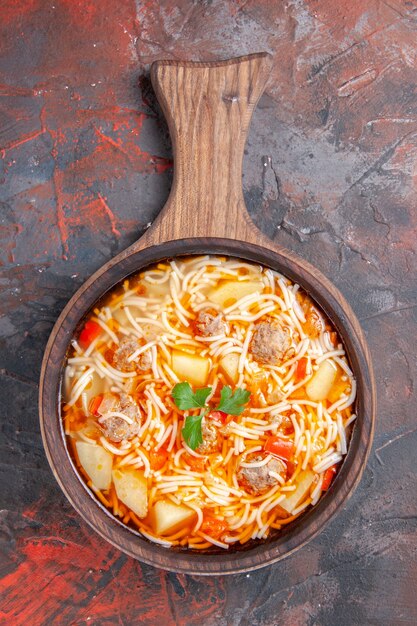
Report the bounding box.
[295,357,308,382]
[79,320,102,349]
[200,515,228,539]
[264,436,294,462]
[149,447,168,471]
[285,460,295,478]
[322,465,337,491]
[207,410,229,424]
[89,394,103,417]
[279,415,295,435]
[183,453,206,473]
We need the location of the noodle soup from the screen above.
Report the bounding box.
[62,256,356,550]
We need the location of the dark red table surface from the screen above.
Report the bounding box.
[1,1,416,624]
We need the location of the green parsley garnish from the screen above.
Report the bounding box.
[181,413,205,451]
[171,382,251,450]
[171,382,212,410]
[216,385,251,416]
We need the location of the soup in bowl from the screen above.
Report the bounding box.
[62,255,356,551]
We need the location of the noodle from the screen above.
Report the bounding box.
[62,255,356,550]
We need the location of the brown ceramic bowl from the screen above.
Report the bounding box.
[39,54,375,575]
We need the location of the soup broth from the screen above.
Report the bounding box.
[62,256,356,550]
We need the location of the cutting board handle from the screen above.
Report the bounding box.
[141,53,272,247]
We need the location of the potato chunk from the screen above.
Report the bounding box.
[76,441,113,490]
[149,500,197,536]
[207,281,263,308]
[279,470,315,514]
[306,360,337,401]
[112,468,148,518]
[327,369,349,404]
[112,307,135,328]
[64,370,105,406]
[172,350,210,386]
[219,353,240,385]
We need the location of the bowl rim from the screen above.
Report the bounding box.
[39,237,375,575]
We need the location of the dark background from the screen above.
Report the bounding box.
[1,1,416,624]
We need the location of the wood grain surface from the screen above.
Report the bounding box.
[145,54,273,245]
[38,52,374,575]
[1,0,416,624]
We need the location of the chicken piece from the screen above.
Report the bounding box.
[194,309,228,337]
[297,292,324,339]
[196,420,221,455]
[268,412,294,435]
[97,392,141,443]
[138,350,152,371]
[304,305,324,338]
[267,387,283,405]
[237,455,287,496]
[250,320,290,364]
[112,336,140,372]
